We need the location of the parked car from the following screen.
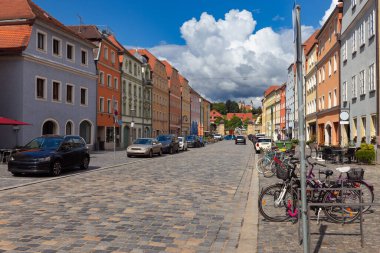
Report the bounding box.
[255,137,272,153]
[127,138,162,158]
[178,136,188,151]
[8,135,89,177]
[224,135,236,140]
[186,135,201,148]
[156,134,179,154]
[235,135,246,145]
[213,134,223,141]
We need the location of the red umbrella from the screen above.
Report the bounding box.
[0,117,31,125]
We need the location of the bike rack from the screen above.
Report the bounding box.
[296,187,379,252]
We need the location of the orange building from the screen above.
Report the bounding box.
[316,3,343,146]
[69,25,121,150]
[162,61,181,135]
[210,109,223,123]
[137,49,169,137]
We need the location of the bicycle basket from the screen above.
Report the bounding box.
[347,168,364,181]
[276,163,290,180]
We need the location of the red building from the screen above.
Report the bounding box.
[210,109,223,124]
[162,60,181,135]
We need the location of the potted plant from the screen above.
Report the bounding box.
[355,143,376,164]
[371,135,377,145]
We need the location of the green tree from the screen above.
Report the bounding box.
[225,116,242,131]
[214,116,224,125]
[226,100,240,113]
[211,102,226,115]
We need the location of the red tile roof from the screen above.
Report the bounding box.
[226,113,253,121]
[303,29,319,56]
[0,0,35,21]
[68,25,102,40]
[264,85,280,97]
[0,25,32,51]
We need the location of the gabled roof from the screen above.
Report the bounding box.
[68,25,102,40]
[136,49,166,72]
[162,60,174,78]
[303,29,319,56]
[264,85,280,97]
[0,25,32,51]
[0,0,93,51]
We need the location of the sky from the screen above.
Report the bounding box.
[34,0,338,107]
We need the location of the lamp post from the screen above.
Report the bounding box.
[130,108,135,145]
[199,97,202,137]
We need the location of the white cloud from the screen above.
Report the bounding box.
[319,0,339,26]
[150,9,314,104]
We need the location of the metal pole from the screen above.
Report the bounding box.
[295,5,309,253]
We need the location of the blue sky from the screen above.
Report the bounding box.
[34,0,336,105]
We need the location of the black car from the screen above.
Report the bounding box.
[186,135,201,148]
[8,135,90,177]
[235,135,246,145]
[156,134,179,154]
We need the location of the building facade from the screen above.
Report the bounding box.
[262,86,281,140]
[286,64,296,139]
[279,84,287,139]
[69,25,121,150]
[179,75,191,136]
[316,3,343,146]
[341,0,377,146]
[0,0,97,148]
[137,49,169,137]
[190,88,202,135]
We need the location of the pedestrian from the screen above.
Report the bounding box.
[277,133,281,141]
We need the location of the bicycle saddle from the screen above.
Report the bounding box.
[320,169,334,177]
[335,166,351,173]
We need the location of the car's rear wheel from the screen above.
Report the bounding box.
[159,149,162,156]
[80,156,90,170]
[169,147,173,154]
[148,150,153,158]
[50,160,62,177]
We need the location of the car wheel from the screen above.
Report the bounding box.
[80,156,90,170]
[159,149,162,156]
[176,146,179,153]
[50,160,62,177]
[148,150,153,158]
[169,147,173,154]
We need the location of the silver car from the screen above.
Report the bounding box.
[178,136,188,151]
[127,138,162,158]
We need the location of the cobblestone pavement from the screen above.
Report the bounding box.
[257,151,380,253]
[0,141,256,252]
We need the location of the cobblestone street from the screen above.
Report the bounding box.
[0,141,255,252]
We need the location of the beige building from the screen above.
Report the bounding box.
[262,85,281,139]
[179,75,191,136]
[304,30,319,142]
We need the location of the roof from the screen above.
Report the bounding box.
[137,49,166,71]
[303,29,319,56]
[67,25,102,40]
[210,110,223,117]
[264,85,280,97]
[0,25,32,51]
[0,0,93,51]
[226,113,253,121]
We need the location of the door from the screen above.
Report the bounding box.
[123,126,130,148]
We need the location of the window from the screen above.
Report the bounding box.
[328,60,332,76]
[368,63,376,91]
[66,43,74,61]
[37,31,46,51]
[328,92,332,108]
[104,46,108,60]
[81,49,88,65]
[107,99,111,113]
[359,22,365,46]
[322,67,325,81]
[370,115,376,137]
[65,121,73,135]
[343,81,347,102]
[352,118,358,140]
[333,54,337,72]
[99,97,104,112]
[107,75,112,87]
[114,77,118,90]
[322,96,325,109]
[318,70,321,83]
[342,41,347,61]
[369,10,375,38]
[333,89,337,106]
[52,81,61,102]
[352,30,357,53]
[361,117,366,140]
[359,70,365,95]
[129,60,132,73]
[36,77,46,99]
[52,37,61,57]
[80,87,87,106]
[66,84,74,104]
[99,71,104,85]
[352,75,357,98]
[111,51,115,64]
[134,63,137,76]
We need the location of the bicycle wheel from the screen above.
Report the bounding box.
[263,160,276,178]
[258,183,296,222]
[349,181,374,213]
[257,156,271,175]
[322,186,361,223]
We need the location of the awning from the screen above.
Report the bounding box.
[0,117,31,125]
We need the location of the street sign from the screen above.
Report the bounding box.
[118,119,123,125]
[340,121,349,125]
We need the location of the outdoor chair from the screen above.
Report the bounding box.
[322,146,338,163]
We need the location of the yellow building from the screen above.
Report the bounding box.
[262,85,281,139]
